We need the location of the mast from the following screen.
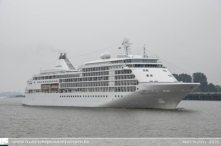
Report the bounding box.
[122,38,131,55]
[143,44,147,57]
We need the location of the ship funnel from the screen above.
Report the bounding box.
[59,53,62,59]
[58,53,67,60]
[56,53,75,70]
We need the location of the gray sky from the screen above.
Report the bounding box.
[0,0,221,92]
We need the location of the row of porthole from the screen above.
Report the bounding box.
[146,74,153,77]
[60,95,108,98]
[115,95,124,98]
[144,69,167,72]
[36,80,57,83]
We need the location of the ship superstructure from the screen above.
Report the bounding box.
[23,38,200,109]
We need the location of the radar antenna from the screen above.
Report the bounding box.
[143,44,147,58]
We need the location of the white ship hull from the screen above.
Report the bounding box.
[23,83,199,109]
[24,39,200,109]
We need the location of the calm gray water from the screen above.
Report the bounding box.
[1,98,221,138]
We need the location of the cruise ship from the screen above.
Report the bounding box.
[23,38,200,109]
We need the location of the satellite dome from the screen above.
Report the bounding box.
[100,52,111,59]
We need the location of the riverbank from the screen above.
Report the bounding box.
[184,93,221,101]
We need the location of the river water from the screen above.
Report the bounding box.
[0,98,221,145]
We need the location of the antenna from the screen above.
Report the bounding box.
[156,46,157,58]
[143,44,147,58]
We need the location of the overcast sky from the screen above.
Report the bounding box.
[0,0,221,92]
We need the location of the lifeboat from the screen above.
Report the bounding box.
[51,84,59,88]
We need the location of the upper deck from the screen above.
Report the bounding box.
[26,38,180,94]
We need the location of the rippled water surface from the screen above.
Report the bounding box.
[1,98,221,138]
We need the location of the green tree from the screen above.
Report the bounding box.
[207,83,217,92]
[179,73,192,83]
[172,74,179,81]
[172,73,192,83]
[216,85,221,92]
[193,72,208,92]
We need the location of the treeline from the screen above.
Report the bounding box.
[172,72,221,93]
[0,91,24,97]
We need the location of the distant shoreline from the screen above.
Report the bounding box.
[184,93,221,101]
